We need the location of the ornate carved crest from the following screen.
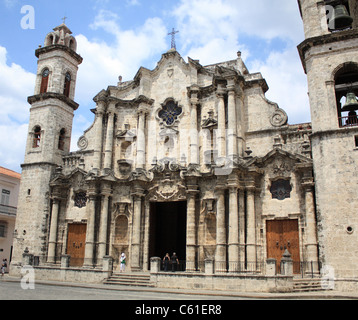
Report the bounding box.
[272,161,292,176]
[147,180,187,202]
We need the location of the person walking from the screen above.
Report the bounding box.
[1,259,7,277]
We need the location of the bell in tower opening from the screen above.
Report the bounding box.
[329,3,353,30]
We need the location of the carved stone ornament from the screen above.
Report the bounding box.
[147,181,187,202]
[270,109,288,127]
[77,136,88,150]
[272,161,292,176]
[113,202,131,218]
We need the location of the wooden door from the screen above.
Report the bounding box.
[266,219,300,274]
[66,224,87,267]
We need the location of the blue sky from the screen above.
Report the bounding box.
[0,0,309,173]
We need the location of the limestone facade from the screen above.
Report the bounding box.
[10,1,358,292]
[298,0,358,290]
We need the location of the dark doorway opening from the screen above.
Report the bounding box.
[149,201,187,268]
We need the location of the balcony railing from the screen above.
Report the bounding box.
[339,115,358,128]
[0,204,17,216]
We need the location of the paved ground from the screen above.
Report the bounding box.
[1,275,358,301]
[0,280,247,300]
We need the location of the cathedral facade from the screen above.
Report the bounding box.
[10,1,358,292]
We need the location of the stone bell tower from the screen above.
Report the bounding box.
[298,0,358,290]
[11,23,82,268]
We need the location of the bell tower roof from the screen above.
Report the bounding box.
[42,21,78,53]
[53,22,72,35]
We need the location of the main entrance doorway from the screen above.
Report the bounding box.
[266,219,300,274]
[149,201,187,268]
[66,224,87,267]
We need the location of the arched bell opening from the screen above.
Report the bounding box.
[326,1,354,31]
[334,63,358,127]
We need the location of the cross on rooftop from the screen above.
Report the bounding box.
[62,16,67,24]
[168,28,179,50]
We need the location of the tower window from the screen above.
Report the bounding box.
[33,126,41,148]
[40,68,49,94]
[58,128,66,151]
[335,63,358,127]
[63,72,71,97]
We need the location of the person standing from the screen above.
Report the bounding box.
[171,252,179,272]
[120,253,126,272]
[163,253,170,271]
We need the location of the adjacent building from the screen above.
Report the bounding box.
[0,167,21,266]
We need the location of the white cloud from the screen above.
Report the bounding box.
[0,46,34,172]
[252,47,310,124]
[172,0,308,124]
[75,10,167,105]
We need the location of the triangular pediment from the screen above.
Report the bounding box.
[134,49,189,82]
[247,148,312,169]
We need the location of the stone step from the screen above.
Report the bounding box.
[293,278,330,292]
[103,272,154,287]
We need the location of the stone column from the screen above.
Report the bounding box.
[216,85,226,159]
[186,185,198,272]
[143,201,151,271]
[228,186,239,272]
[47,197,60,264]
[103,105,116,170]
[227,79,238,161]
[238,188,246,265]
[215,186,227,272]
[246,186,257,269]
[303,180,319,272]
[131,189,144,271]
[189,87,200,165]
[98,185,112,265]
[136,107,147,170]
[84,189,97,267]
[93,101,105,171]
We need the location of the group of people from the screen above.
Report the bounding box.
[1,259,7,277]
[162,252,180,272]
[118,252,181,272]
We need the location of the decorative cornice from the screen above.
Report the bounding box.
[298,29,358,73]
[35,44,83,64]
[28,93,79,111]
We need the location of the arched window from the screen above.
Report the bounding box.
[33,126,41,148]
[40,69,49,94]
[63,72,71,97]
[58,128,66,151]
[335,63,358,127]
